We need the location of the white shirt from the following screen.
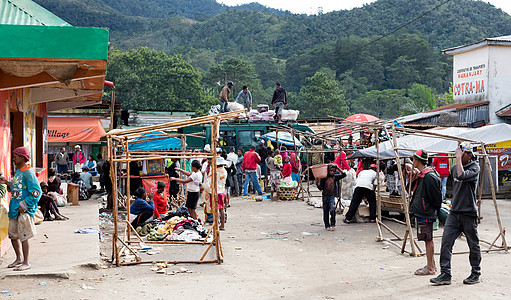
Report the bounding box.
[356,169,377,190]
[227,152,238,164]
[187,171,202,193]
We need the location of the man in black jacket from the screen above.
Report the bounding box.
[271,82,287,123]
[410,150,442,276]
[431,143,481,285]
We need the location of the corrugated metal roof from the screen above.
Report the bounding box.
[426,101,489,113]
[442,36,511,55]
[496,104,511,118]
[0,0,69,26]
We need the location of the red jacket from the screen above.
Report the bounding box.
[290,152,300,173]
[153,192,167,218]
[243,150,261,171]
[432,154,450,177]
[335,152,350,171]
[282,163,292,178]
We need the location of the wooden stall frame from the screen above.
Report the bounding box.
[278,117,508,257]
[106,110,245,266]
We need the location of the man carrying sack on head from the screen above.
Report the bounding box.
[0,147,41,271]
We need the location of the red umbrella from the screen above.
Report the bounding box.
[343,114,379,124]
[339,114,380,136]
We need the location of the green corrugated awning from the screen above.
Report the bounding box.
[0,24,109,60]
[0,0,70,26]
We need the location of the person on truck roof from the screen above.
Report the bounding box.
[271,82,287,123]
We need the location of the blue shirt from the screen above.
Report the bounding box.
[9,165,41,219]
[235,90,252,106]
[130,197,155,215]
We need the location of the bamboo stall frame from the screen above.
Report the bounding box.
[105,110,246,266]
[287,117,508,257]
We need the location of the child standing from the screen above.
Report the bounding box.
[171,160,203,220]
[317,165,346,231]
[151,181,168,219]
[266,150,282,201]
[273,149,283,168]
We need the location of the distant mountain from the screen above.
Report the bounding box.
[34,0,511,57]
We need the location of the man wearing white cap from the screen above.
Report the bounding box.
[431,142,481,285]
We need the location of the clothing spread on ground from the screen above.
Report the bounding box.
[136,214,209,242]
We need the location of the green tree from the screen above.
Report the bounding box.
[106,47,215,116]
[296,68,349,118]
[352,89,411,119]
[204,57,265,105]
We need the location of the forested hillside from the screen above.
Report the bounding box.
[34,0,511,118]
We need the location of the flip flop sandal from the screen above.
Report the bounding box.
[7,262,22,268]
[414,267,435,276]
[14,265,31,271]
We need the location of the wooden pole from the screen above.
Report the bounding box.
[476,154,486,222]
[391,125,417,256]
[375,129,383,241]
[211,118,221,263]
[109,87,115,131]
[480,145,508,252]
[109,137,120,266]
[125,138,131,241]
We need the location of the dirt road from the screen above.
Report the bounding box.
[1,196,510,299]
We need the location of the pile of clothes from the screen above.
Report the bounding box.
[136,215,208,242]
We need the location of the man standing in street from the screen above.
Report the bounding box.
[410,150,442,276]
[227,147,239,196]
[0,147,41,271]
[236,86,252,111]
[243,145,264,197]
[55,147,69,175]
[431,142,482,285]
[219,81,233,113]
[271,82,287,123]
[236,149,244,196]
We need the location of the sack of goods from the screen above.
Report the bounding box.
[249,109,262,121]
[281,109,300,121]
[209,104,221,115]
[228,102,244,111]
[261,111,275,121]
[257,104,269,113]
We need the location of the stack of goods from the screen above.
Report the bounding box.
[136,215,208,242]
[248,109,275,121]
[281,109,300,121]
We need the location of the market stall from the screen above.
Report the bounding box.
[105,110,245,266]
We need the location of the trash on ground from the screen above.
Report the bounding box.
[39,281,47,286]
[81,284,96,290]
[302,232,320,236]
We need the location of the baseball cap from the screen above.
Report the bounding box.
[460,142,474,153]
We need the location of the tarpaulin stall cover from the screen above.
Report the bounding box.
[262,131,303,147]
[48,117,106,143]
[350,127,471,159]
[128,131,183,151]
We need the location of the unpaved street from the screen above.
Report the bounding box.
[1,196,510,299]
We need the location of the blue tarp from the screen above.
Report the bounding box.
[128,131,183,151]
[262,131,303,147]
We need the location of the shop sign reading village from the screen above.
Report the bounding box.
[454,63,486,97]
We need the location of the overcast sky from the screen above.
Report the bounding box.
[218,0,511,15]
